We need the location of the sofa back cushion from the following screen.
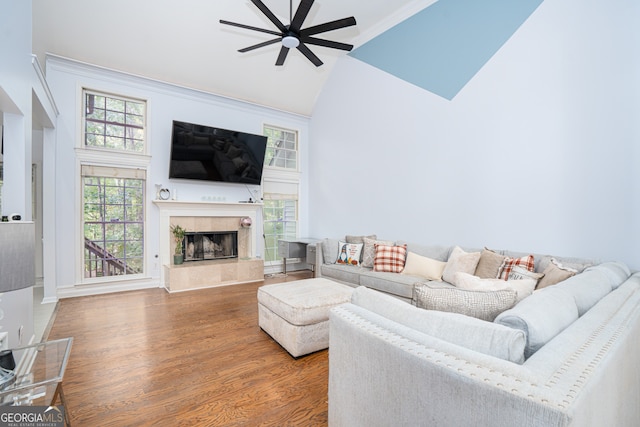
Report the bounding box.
[321,238,340,264]
[403,243,452,261]
[553,268,612,316]
[495,287,579,358]
[551,262,630,316]
[591,261,631,290]
[351,286,526,363]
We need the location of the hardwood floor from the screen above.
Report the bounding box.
[47,271,329,426]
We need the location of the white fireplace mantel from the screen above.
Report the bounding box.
[153,200,263,288]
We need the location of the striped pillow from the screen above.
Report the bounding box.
[498,255,535,280]
[373,244,407,273]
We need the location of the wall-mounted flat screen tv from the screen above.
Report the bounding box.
[169,120,268,185]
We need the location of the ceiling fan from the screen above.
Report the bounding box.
[220,0,357,67]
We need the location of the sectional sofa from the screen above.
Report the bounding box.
[315,238,596,302]
[316,238,640,426]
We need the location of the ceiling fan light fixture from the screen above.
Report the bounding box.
[282,35,299,49]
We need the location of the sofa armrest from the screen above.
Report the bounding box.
[315,240,325,277]
[329,304,570,427]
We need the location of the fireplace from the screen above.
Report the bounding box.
[153,200,264,292]
[183,231,238,262]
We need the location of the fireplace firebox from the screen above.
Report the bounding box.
[183,231,238,262]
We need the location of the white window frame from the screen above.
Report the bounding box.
[81,89,148,155]
[76,89,151,285]
[263,124,298,172]
[262,124,301,267]
[81,165,146,282]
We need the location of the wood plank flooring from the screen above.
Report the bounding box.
[47,271,330,426]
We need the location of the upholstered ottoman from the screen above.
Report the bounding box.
[258,278,353,357]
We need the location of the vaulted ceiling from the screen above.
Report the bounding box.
[32,0,434,116]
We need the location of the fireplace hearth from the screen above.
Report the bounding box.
[183,231,238,262]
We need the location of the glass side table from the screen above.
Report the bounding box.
[0,337,73,426]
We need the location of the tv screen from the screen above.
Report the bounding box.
[169,120,268,185]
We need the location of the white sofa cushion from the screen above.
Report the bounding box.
[495,286,579,358]
[351,286,526,363]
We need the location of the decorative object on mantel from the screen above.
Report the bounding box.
[170,224,187,265]
[240,217,252,228]
[159,188,170,200]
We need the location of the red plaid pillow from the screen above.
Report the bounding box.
[498,255,535,280]
[373,244,407,273]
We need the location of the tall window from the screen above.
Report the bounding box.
[80,89,147,281]
[262,124,299,264]
[264,125,298,170]
[263,198,297,262]
[83,90,145,153]
[82,166,145,278]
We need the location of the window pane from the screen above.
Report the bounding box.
[84,91,146,153]
[263,199,297,263]
[263,125,297,171]
[106,98,125,112]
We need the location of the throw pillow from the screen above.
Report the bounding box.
[345,234,376,244]
[373,244,407,273]
[335,241,364,266]
[474,248,507,279]
[441,246,481,284]
[401,251,447,280]
[453,272,536,303]
[497,254,535,280]
[346,234,376,263]
[413,283,517,322]
[508,266,544,284]
[536,258,578,289]
[362,237,394,268]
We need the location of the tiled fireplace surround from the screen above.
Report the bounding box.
[154,200,264,292]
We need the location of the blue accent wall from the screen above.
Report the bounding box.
[349,0,543,99]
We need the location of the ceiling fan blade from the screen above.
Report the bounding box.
[290,0,314,33]
[219,20,282,37]
[300,17,357,36]
[300,36,353,51]
[250,0,288,33]
[297,43,323,67]
[275,46,290,66]
[239,38,282,53]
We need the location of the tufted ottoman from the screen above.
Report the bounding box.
[258,278,354,357]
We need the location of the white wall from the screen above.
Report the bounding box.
[0,0,34,347]
[0,0,32,219]
[45,57,310,295]
[309,0,640,270]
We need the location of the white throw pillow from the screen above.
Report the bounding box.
[453,272,536,303]
[335,241,364,266]
[441,246,481,284]
[401,251,447,280]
